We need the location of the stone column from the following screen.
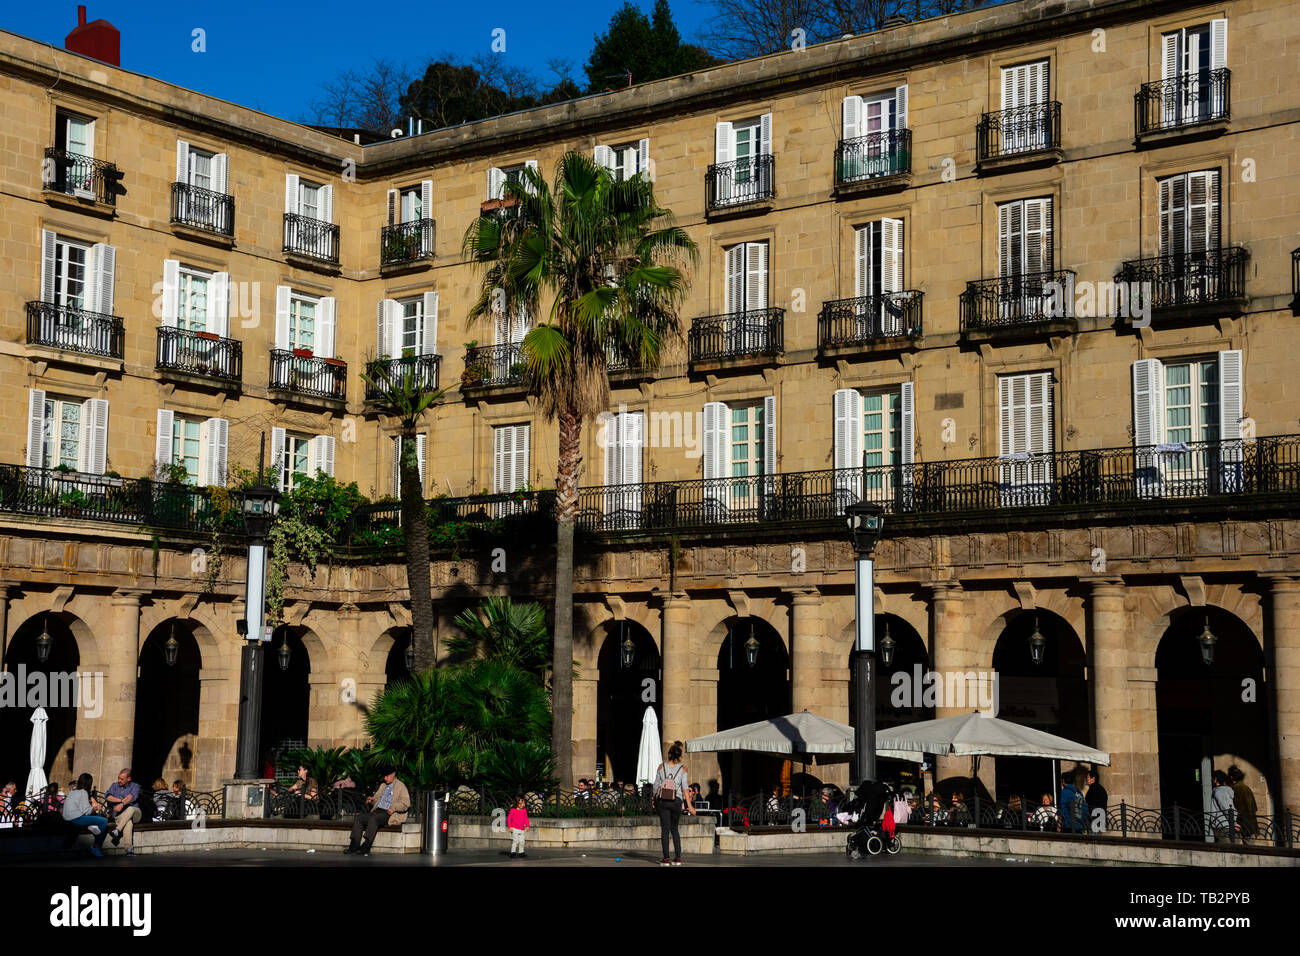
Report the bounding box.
[1088,578,1156,808]
[1268,577,1300,815]
[573,674,599,782]
[332,604,369,747]
[659,592,692,748]
[788,588,826,714]
[0,582,15,663]
[927,583,992,794]
[101,589,145,784]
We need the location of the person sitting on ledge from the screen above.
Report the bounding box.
[345,768,410,855]
[62,773,110,857]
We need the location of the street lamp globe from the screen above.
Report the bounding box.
[1198,616,1217,666]
[844,501,885,556]
[240,483,280,539]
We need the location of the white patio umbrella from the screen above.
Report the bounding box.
[26,707,49,798]
[875,712,1110,764]
[685,711,855,764]
[634,705,662,788]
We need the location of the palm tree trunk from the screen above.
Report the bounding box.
[551,403,581,788]
[401,430,435,671]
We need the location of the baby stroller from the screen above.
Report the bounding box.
[842,781,902,859]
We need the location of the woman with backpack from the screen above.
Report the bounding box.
[653,741,694,866]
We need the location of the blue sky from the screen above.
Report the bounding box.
[4,1,712,123]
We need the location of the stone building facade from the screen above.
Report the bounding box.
[1,0,1298,813]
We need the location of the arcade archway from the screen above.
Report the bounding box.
[716,618,790,798]
[595,620,661,786]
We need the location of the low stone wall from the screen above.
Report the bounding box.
[450,815,715,854]
[716,826,1300,866]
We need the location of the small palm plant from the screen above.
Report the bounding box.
[446,596,552,682]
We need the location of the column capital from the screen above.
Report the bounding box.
[925,582,963,600]
[653,588,689,609]
[1084,576,1126,597]
[784,587,822,606]
[110,588,147,608]
[1260,574,1300,593]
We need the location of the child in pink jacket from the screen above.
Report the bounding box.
[507,794,530,859]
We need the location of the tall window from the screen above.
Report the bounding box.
[1164,360,1220,446]
[55,109,94,157]
[998,198,1054,277]
[281,434,311,492]
[854,220,905,313]
[997,372,1054,502]
[863,391,903,470]
[49,236,90,310]
[713,114,772,204]
[42,397,82,470]
[1159,170,1220,258]
[1161,20,1227,124]
[999,60,1052,153]
[28,392,108,475]
[171,416,202,483]
[398,297,424,356]
[289,295,317,352]
[724,242,769,313]
[487,162,538,200]
[493,424,531,493]
[299,181,321,221]
[595,140,650,181]
[729,404,765,504]
[178,268,210,333]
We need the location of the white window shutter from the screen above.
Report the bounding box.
[1001,65,1017,111]
[833,389,864,471]
[422,291,439,355]
[523,159,539,195]
[900,382,915,465]
[594,145,613,171]
[1219,350,1243,441]
[488,167,505,200]
[745,242,768,311]
[275,286,291,350]
[285,174,299,216]
[161,259,180,328]
[603,412,623,485]
[319,185,334,224]
[1027,373,1052,456]
[317,297,337,357]
[210,272,230,338]
[176,141,190,184]
[313,434,335,477]
[842,96,863,140]
[376,299,392,357]
[702,402,727,481]
[715,122,733,165]
[421,179,433,218]
[637,139,649,176]
[762,395,777,479]
[386,188,398,226]
[1162,31,1179,81]
[760,113,773,155]
[212,153,228,194]
[998,204,1012,278]
[391,436,401,495]
[725,244,746,314]
[41,230,57,303]
[516,424,530,490]
[855,225,871,299]
[895,84,908,129]
[203,417,229,486]
[1210,19,1227,70]
[270,427,286,483]
[1187,170,1219,254]
[83,398,108,475]
[1131,359,1165,447]
[416,433,427,488]
[494,426,507,492]
[998,376,1016,456]
[1024,198,1051,274]
[88,243,115,315]
[880,218,904,294]
[27,389,47,469]
[155,409,175,472]
[622,412,644,517]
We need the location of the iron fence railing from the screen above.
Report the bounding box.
[688,308,784,363]
[834,129,911,185]
[1115,247,1248,311]
[264,788,369,821]
[1136,68,1230,136]
[283,213,340,263]
[156,327,242,383]
[170,182,234,236]
[269,350,347,401]
[462,342,525,388]
[960,269,1076,332]
[0,463,216,529]
[976,102,1061,162]
[364,354,441,401]
[26,301,124,359]
[818,292,923,349]
[380,218,436,265]
[0,786,223,828]
[446,788,658,818]
[706,154,775,209]
[43,148,117,205]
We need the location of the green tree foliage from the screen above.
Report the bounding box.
[447,596,552,681]
[585,0,719,92]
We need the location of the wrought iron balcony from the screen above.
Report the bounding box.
[0,463,216,529]
[706,155,775,211]
[976,102,1061,164]
[364,353,441,401]
[380,218,436,266]
[834,129,911,186]
[170,182,234,236]
[1114,248,1248,312]
[818,292,923,350]
[283,213,340,264]
[156,327,242,384]
[688,309,784,363]
[1136,69,1230,137]
[269,350,346,401]
[959,270,1076,333]
[26,301,124,359]
[462,342,525,389]
[42,148,117,206]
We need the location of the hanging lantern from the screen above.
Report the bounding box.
[164,624,180,667]
[277,631,292,672]
[1198,616,1217,667]
[404,639,415,672]
[620,627,637,669]
[744,630,761,669]
[1029,616,1046,667]
[35,614,53,665]
[879,620,896,669]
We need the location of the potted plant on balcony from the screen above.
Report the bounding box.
[58,488,87,517]
[460,341,486,389]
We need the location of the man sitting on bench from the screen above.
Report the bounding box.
[345,768,410,855]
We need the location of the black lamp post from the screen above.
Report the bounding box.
[164,623,180,667]
[1198,616,1217,666]
[35,614,52,664]
[1028,616,1046,666]
[845,501,884,786]
[234,437,281,781]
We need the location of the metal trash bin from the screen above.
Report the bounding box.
[422,792,449,854]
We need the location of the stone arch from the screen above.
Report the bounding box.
[973,590,1087,666]
[1139,585,1265,668]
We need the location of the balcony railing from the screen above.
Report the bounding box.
[170,182,234,236]
[959,270,1076,333]
[26,301,124,359]
[688,309,784,363]
[269,350,347,401]
[818,292,923,350]
[0,464,215,529]
[834,129,911,185]
[976,102,1061,163]
[462,342,525,388]
[156,327,242,384]
[1136,69,1230,137]
[380,218,436,266]
[1114,248,1248,312]
[364,353,441,401]
[42,148,117,206]
[706,155,775,210]
[283,213,340,264]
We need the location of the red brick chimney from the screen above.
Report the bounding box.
[65,5,120,67]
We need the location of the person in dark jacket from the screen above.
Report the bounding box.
[1084,768,1108,832]
[1057,771,1087,833]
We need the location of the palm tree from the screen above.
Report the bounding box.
[361,360,444,671]
[463,152,697,787]
[447,596,551,682]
